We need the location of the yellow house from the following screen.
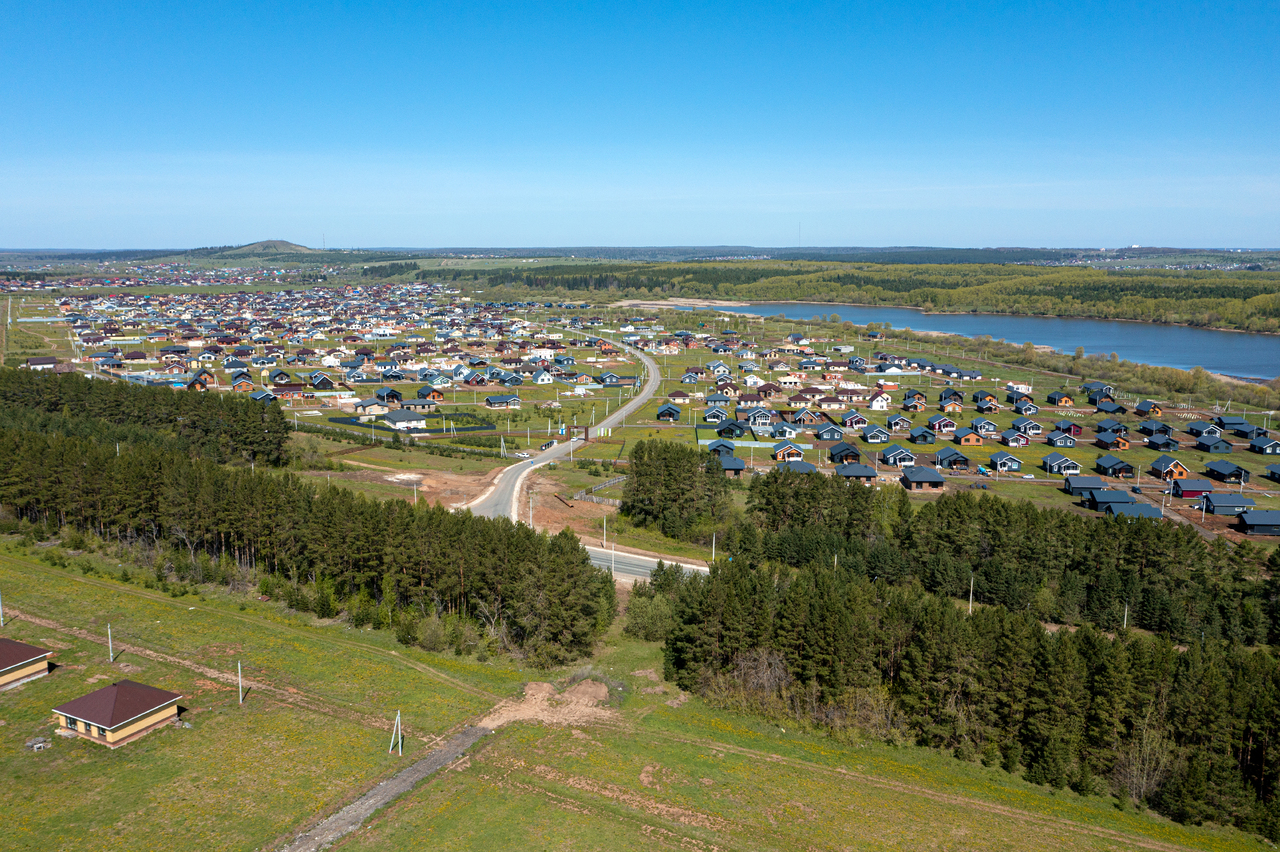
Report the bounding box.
[0,638,52,690]
[52,680,182,748]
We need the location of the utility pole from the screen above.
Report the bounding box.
[968,575,974,616]
[238,661,243,705]
[388,710,402,755]
[0,587,5,627]
[108,623,114,662]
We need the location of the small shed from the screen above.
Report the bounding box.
[1203,494,1255,516]
[909,427,937,445]
[772,441,804,462]
[1063,475,1106,496]
[901,467,946,491]
[1045,430,1076,448]
[0,638,52,690]
[934,446,970,470]
[1204,460,1249,484]
[52,680,182,748]
[1087,489,1137,511]
[828,441,862,464]
[834,462,877,482]
[1107,503,1164,520]
[1173,479,1214,499]
[1095,454,1134,478]
[988,450,1021,473]
[1239,510,1280,536]
[1151,455,1190,479]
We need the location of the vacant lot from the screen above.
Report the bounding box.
[338,630,1265,852]
[0,545,1266,852]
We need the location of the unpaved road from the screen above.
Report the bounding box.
[277,726,491,852]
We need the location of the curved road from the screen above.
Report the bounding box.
[467,336,662,523]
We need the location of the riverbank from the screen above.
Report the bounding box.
[613,296,1280,337]
[611,297,751,310]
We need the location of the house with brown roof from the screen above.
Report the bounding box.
[0,638,52,690]
[52,680,182,748]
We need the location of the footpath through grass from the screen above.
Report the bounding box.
[0,541,532,852]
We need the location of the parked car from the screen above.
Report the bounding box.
[1131,485,1142,493]
[1022,474,1035,479]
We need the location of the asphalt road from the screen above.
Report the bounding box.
[583,545,708,581]
[466,337,663,525]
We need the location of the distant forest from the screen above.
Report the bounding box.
[486,262,1280,332]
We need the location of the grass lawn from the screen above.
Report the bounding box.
[0,544,525,731]
[339,631,1265,852]
[0,543,536,852]
[1,620,403,852]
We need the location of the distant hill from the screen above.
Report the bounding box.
[214,240,316,257]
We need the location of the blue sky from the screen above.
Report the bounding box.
[2,1,1277,248]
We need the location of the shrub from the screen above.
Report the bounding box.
[418,615,447,652]
[623,594,675,642]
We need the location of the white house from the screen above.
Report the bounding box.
[867,390,891,411]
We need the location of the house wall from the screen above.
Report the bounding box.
[57,703,177,746]
[0,659,49,688]
[105,704,178,743]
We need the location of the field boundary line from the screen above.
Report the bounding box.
[0,554,500,700]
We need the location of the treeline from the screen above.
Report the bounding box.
[629,463,1280,834]
[623,448,1274,645]
[741,469,1273,644]
[362,261,420,279]
[883,326,1280,406]
[0,426,614,666]
[0,370,290,465]
[648,565,1280,835]
[487,261,1280,332]
[619,440,732,542]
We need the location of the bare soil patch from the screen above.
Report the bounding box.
[298,465,503,508]
[478,680,617,729]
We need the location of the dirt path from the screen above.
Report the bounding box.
[276,726,492,852]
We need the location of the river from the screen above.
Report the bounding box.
[687,302,1280,380]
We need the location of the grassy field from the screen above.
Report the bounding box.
[0,542,536,852]
[0,539,1267,851]
[337,627,1265,852]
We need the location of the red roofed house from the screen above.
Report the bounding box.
[0,637,52,690]
[52,680,182,748]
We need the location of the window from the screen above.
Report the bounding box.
[66,718,78,731]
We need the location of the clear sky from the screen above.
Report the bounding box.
[3,1,1277,249]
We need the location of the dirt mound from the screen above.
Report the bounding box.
[563,680,609,702]
[478,680,616,729]
[631,668,660,682]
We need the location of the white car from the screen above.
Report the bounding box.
[1022,474,1035,479]
[514,452,531,459]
